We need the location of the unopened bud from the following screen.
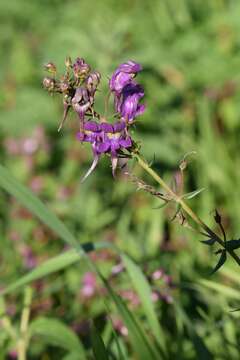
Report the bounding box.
[73,57,91,79]
[85,71,101,94]
[214,209,221,224]
[65,56,72,68]
[44,62,57,74]
[59,80,69,93]
[42,77,55,90]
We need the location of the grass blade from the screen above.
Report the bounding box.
[99,273,160,360]
[91,326,110,360]
[0,242,109,296]
[30,317,85,357]
[0,164,77,248]
[122,254,166,355]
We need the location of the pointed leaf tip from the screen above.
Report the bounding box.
[201,238,216,246]
[225,239,240,250]
[211,250,227,275]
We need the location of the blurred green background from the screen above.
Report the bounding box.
[1,0,240,358]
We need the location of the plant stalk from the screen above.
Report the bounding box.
[135,154,240,266]
[17,287,32,360]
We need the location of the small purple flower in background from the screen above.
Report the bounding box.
[113,318,128,337]
[150,268,174,304]
[81,272,97,299]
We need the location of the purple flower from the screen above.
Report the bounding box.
[81,272,97,298]
[109,61,142,94]
[72,87,92,120]
[76,120,132,181]
[117,82,145,123]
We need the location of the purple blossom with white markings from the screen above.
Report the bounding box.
[76,120,132,180]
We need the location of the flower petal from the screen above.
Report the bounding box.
[80,154,99,183]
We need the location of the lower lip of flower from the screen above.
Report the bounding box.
[107,132,121,139]
[85,130,95,136]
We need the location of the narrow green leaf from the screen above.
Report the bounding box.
[98,273,159,360]
[211,250,227,274]
[0,164,77,248]
[30,317,85,357]
[62,352,82,360]
[122,254,166,354]
[181,188,205,200]
[0,242,109,296]
[152,202,168,210]
[174,303,213,360]
[91,326,109,360]
[198,279,240,300]
[201,238,216,246]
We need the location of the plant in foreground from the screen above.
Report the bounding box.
[43,56,240,272]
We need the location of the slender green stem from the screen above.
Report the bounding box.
[135,154,240,266]
[18,287,32,360]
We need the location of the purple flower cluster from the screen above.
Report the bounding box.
[109,61,145,123]
[43,58,145,180]
[76,120,132,180]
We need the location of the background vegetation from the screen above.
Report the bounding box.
[1,0,240,358]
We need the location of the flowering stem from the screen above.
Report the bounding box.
[135,154,240,266]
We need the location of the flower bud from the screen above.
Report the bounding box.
[85,71,101,94]
[59,80,69,93]
[73,57,91,79]
[42,77,55,91]
[65,56,72,69]
[44,62,57,74]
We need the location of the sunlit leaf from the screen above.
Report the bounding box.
[99,273,160,360]
[122,254,166,354]
[30,317,85,357]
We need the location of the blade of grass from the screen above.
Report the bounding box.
[30,317,85,357]
[198,279,240,300]
[91,325,110,360]
[122,254,166,354]
[0,242,109,296]
[0,164,77,248]
[99,273,160,360]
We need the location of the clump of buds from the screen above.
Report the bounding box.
[43,57,101,131]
